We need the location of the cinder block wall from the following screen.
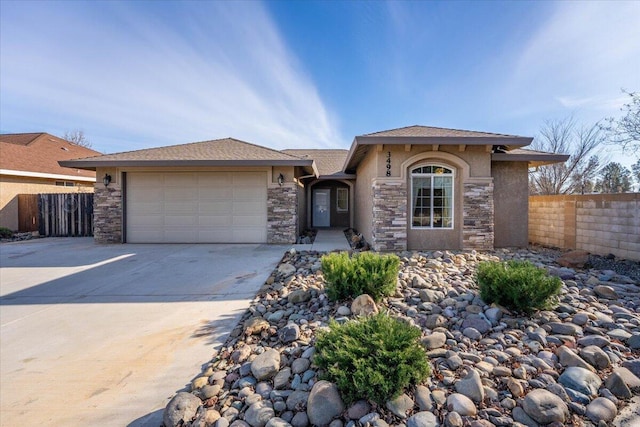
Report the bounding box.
[529,194,640,261]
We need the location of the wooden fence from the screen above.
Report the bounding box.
[18,193,94,237]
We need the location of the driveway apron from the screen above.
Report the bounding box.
[0,238,285,426]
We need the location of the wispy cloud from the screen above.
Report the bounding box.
[505,1,640,121]
[0,2,343,153]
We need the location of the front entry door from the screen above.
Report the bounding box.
[313,189,330,227]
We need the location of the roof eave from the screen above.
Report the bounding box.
[343,135,534,173]
[58,159,315,171]
[355,135,533,146]
[491,153,570,167]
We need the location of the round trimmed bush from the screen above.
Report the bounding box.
[476,260,562,314]
[314,311,430,404]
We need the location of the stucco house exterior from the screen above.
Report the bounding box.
[59,125,568,251]
[0,133,100,231]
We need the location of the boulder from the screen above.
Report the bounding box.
[522,389,569,424]
[557,250,589,268]
[251,349,281,381]
[385,393,414,419]
[351,294,378,316]
[586,397,617,423]
[446,393,476,416]
[593,285,620,300]
[559,366,602,397]
[163,392,202,427]
[407,411,439,427]
[244,317,270,336]
[307,381,345,426]
[454,368,484,403]
[244,402,275,427]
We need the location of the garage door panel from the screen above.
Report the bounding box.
[165,189,198,202]
[166,173,198,186]
[128,201,163,214]
[199,188,233,199]
[198,172,232,186]
[198,201,232,214]
[234,228,266,242]
[233,172,265,186]
[126,172,267,243]
[198,215,233,226]
[198,229,234,242]
[232,215,266,227]
[164,202,198,215]
[128,188,164,201]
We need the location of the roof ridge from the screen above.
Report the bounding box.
[222,137,306,160]
[362,124,524,138]
[86,137,305,161]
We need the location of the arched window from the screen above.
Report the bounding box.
[411,164,454,229]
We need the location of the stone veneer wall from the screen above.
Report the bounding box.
[530,194,639,261]
[93,184,122,243]
[267,186,298,244]
[371,180,407,251]
[462,180,494,250]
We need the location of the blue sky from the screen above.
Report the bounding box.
[1,1,639,168]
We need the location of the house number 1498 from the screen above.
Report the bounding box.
[386,151,391,177]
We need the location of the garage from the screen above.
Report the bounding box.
[126,171,267,243]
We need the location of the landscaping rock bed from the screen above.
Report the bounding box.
[164,247,640,427]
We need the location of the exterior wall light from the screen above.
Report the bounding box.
[277,173,284,186]
[103,173,112,187]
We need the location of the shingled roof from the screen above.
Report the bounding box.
[282,149,353,178]
[0,133,100,180]
[363,125,524,139]
[60,138,315,169]
[345,125,535,172]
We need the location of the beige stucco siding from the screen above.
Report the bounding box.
[356,145,497,251]
[0,176,94,231]
[377,145,491,178]
[354,149,377,244]
[492,161,529,247]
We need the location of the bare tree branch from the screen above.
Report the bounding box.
[62,129,92,148]
[529,117,606,195]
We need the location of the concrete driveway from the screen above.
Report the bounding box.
[0,238,286,426]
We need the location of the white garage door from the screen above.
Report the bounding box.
[126,172,267,243]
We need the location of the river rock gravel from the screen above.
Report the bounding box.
[164,247,639,427]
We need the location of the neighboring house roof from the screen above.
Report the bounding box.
[60,138,316,170]
[282,149,354,179]
[0,133,100,181]
[345,125,535,172]
[492,148,570,167]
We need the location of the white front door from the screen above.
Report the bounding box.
[313,189,330,227]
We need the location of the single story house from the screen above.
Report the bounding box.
[0,133,101,231]
[59,125,568,251]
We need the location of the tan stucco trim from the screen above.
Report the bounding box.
[399,151,471,181]
[0,169,96,182]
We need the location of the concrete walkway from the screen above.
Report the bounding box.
[295,229,351,252]
[0,238,286,427]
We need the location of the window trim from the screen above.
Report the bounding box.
[336,187,348,212]
[410,164,455,230]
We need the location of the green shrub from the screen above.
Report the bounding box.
[321,252,400,302]
[0,227,13,238]
[476,260,562,314]
[314,311,430,404]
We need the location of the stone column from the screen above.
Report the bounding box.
[371,180,407,252]
[267,185,298,244]
[462,179,494,250]
[93,184,122,243]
